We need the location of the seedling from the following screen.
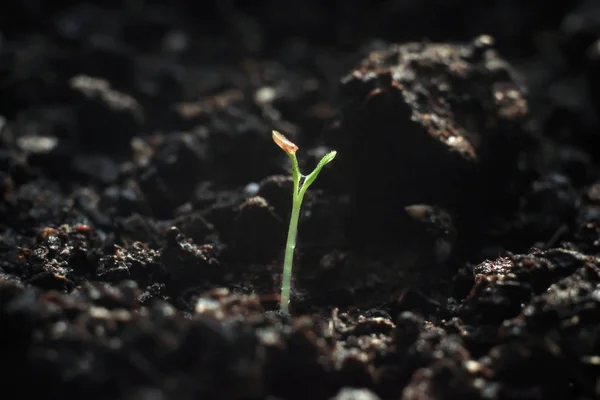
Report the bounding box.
[272,130,337,313]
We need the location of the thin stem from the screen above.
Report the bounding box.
[280,191,301,313]
[280,153,301,313]
[272,130,336,314]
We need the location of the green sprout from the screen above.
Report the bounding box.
[272,130,337,314]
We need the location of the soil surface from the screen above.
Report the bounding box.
[2,1,600,399]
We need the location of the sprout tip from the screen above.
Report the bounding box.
[272,130,298,155]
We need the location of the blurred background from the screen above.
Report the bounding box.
[1,0,599,250]
[1,0,598,150]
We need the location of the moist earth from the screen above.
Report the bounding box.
[1,1,600,399]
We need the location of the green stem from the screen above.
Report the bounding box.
[280,193,301,313]
[280,153,302,313]
[278,149,336,314]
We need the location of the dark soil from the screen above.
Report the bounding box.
[2,1,600,399]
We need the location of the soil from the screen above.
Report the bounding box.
[1,1,600,399]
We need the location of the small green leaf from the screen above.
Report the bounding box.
[300,151,337,196]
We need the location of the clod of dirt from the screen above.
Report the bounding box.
[160,227,221,296]
[515,173,581,249]
[498,263,600,397]
[459,248,595,326]
[478,340,571,400]
[190,182,249,239]
[194,287,264,320]
[69,75,144,153]
[112,212,163,248]
[573,207,600,254]
[8,224,102,291]
[330,36,529,245]
[329,308,396,389]
[263,315,336,400]
[97,240,164,289]
[136,132,208,218]
[331,387,382,400]
[169,90,281,186]
[401,358,482,400]
[386,312,473,398]
[0,281,266,400]
[171,210,214,245]
[229,196,285,264]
